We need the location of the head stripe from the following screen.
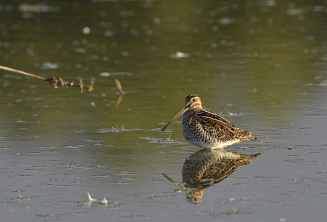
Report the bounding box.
[185,94,198,103]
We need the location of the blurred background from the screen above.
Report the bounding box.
[1,1,327,221]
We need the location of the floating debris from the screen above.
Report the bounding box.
[82,27,90,35]
[97,127,143,133]
[87,192,96,202]
[218,17,235,25]
[101,198,108,205]
[318,81,327,86]
[115,79,124,94]
[18,3,61,13]
[114,79,124,106]
[36,62,58,70]
[287,8,305,16]
[86,193,121,208]
[0,65,94,92]
[100,71,132,77]
[217,111,250,117]
[140,136,182,144]
[100,72,111,76]
[169,51,190,58]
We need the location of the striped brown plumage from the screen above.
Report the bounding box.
[162,95,262,149]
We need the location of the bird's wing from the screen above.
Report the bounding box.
[196,110,236,141]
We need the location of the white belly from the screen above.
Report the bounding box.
[188,140,236,149]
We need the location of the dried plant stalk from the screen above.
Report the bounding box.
[0,65,94,92]
[0,65,45,80]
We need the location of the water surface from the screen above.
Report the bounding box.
[1,1,327,221]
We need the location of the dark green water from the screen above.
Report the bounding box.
[1,1,327,221]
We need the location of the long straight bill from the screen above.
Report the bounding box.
[161,106,188,131]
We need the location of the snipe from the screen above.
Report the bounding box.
[162,95,262,149]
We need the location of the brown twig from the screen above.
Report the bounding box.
[0,65,45,80]
[0,65,94,92]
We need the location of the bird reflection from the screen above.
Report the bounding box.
[163,149,261,204]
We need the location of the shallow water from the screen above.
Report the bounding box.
[1,1,327,221]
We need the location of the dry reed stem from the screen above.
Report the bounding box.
[0,65,45,80]
[0,65,94,92]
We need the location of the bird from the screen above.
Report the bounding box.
[161,95,262,149]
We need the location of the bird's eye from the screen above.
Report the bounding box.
[193,99,196,102]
